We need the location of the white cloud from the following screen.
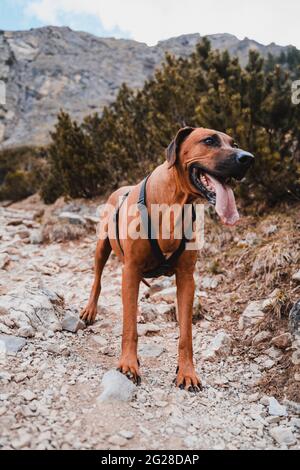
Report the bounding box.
[26,0,300,48]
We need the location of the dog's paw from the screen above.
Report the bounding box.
[175,365,202,393]
[80,303,97,325]
[117,357,141,385]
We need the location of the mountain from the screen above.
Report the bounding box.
[0,26,296,149]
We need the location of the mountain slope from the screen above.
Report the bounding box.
[0,27,296,148]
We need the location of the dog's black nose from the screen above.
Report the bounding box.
[235,150,255,166]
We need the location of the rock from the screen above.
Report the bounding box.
[268,397,288,417]
[58,212,85,225]
[62,314,86,333]
[0,254,10,269]
[137,323,160,336]
[107,434,127,447]
[14,372,28,383]
[269,426,296,446]
[0,26,293,149]
[201,276,220,290]
[152,287,176,304]
[140,304,157,322]
[291,350,300,366]
[139,343,165,358]
[19,390,37,401]
[262,359,275,370]
[30,230,43,244]
[252,331,272,345]
[202,332,232,361]
[292,270,300,282]
[0,280,63,334]
[17,326,35,338]
[11,431,31,449]
[17,230,30,239]
[118,430,135,440]
[0,334,26,354]
[270,333,292,350]
[91,335,107,347]
[239,296,277,330]
[248,393,260,403]
[98,370,136,402]
[289,300,300,333]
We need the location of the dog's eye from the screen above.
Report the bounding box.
[233,142,239,148]
[202,137,216,146]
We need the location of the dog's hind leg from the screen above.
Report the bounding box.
[80,236,112,325]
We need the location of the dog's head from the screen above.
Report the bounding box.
[166,127,254,226]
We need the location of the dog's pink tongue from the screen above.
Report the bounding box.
[206,174,240,226]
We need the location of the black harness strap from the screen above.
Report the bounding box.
[137,176,195,278]
[114,176,196,279]
[114,191,130,256]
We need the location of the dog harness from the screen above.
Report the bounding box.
[114,175,196,279]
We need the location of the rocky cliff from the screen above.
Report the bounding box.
[0,27,294,148]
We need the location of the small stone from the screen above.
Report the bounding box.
[11,432,31,449]
[91,335,107,347]
[140,304,157,322]
[0,406,7,416]
[14,372,27,383]
[139,343,165,358]
[294,373,300,382]
[108,434,127,447]
[17,230,30,239]
[0,254,10,269]
[118,430,135,440]
[248,393,260,403]
[0,334,26,354]
[58,212,85,225]
[137,323,160,336]
[262,359,275,370]
[292,270,300,282]
[271,333,292,350]
[30,230,43,244]
[19,390,37,401]
[98,370,136,402]
[152,287,176,304]
[201,276,219,290]
[252,331,272,345]
[268,397,287,417]
[17,326,35,338]
[289,300,300,333]
[269,426,296,446]
[62,314,86,333]
[202,332,232,361]
[291,350,300,366]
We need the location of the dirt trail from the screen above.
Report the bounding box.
[0,197,299,450]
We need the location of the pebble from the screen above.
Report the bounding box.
[118,430,135,440]
[0,335,27,354]
[269,426,296,446]
[62,314,86,333]
[268,397,287,417]
[139,343,165,358]
[107,434,127,447]
[19,390,37,402]
[98,370,136,402]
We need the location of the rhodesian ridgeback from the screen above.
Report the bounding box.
[80,127,254,391]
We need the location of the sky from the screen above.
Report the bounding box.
[1,0,299,48]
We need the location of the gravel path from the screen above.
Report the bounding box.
[0,203,299,450]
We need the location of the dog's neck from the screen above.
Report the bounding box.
[148,162,197,207]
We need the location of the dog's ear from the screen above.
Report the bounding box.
[166,127,195,168]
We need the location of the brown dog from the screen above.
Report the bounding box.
[80,127,254,391]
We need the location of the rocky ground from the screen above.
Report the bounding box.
[0,194,299,450]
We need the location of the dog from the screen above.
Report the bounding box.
[80,127,254,391]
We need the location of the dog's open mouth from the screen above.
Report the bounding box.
[189,164,240,226]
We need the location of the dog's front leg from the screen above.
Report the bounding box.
[118,263,141,385]
[175,270,202,392]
